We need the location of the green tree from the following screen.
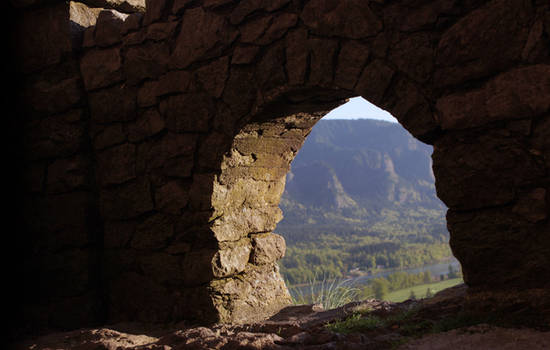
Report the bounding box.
[423,270,432,284]
[369,256,377,269]
[371,278,389,300]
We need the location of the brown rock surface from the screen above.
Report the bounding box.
[13,288,550,349]
[399,326,550,350]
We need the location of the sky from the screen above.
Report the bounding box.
[323,97,398,123]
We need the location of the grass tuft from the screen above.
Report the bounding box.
[288,276,361,310]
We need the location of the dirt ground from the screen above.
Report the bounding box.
[11,285,550,350]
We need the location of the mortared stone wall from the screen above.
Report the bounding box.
[9,0,550,336]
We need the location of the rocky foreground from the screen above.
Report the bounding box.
[12,286,550,350]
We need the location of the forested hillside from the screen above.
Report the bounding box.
[277,119,452,285]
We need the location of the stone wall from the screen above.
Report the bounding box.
[11,0,550,336]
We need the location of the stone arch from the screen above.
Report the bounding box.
[205,65,432,322]
[12,0,550,333]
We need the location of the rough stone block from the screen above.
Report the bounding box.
[213,239,252,277]
[512,188,548,223]
[210,263,291,324]
[232,45,261,65]
[256,42,287,96]
[355,59,394,106]
[486,65,550,120]
[136,132,197,175]
[80,47,123,91]
[155,180,190,215]
[250,233,286,265]
[210,203,283,242]
[240,13,297,46]
[230,0,290,24]
[124,41,170,85]
[433,131,544,210]
[447,206,550,289]
[182,249,217,286]
[239,15,272,44]
[170,7,238,69]
[301,0,382,39]
[136,69,194,107]
[222,66,257,118]
[97,143,136,186]
[95,9,128,47]
[335,41,369,90]
[389,32,434,83]
[383,0,455,33]
[139,252,184,284]
[93,123,127,150]
[436,65,550,130]
[383,76,438,141]
[258,13,298,45]
[285,28,309,86]
[100,177,154,220]
[143,0,167,25]
[435,0,531,87]
[196,56,229,98]
[161,93,213,133]
[121,12,143,34]
[128,109,165,142]
[219,166,288,184]
[233,136,302,156]
[308,38,338,87]
[89,84,137,123]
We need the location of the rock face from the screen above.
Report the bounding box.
[10,0,550,337]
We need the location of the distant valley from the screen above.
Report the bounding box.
[276,119,452,285]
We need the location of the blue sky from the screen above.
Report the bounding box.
[323,97,397,123]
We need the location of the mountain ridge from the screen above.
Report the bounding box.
[277,119,451,284]
[279,119,445,230]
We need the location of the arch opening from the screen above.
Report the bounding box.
[276,97,462,303]
[208,91,461,322]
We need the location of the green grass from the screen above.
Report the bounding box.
[385,278,463,302]
[325,305,421,334]
[289,277,361,310]
[325,313,383,334]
